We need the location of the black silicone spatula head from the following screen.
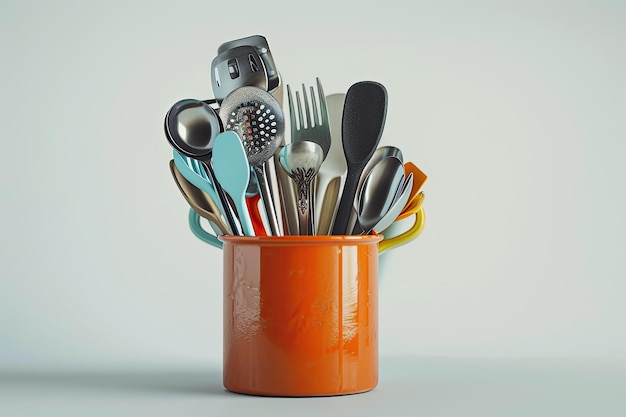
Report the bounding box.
[330,81,388,235]
[341,81,388,166]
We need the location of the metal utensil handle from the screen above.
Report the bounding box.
[253,164,282,236]
[203,161,242,236]
[295,173,316,236]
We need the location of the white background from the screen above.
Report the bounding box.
[1,0,625,413]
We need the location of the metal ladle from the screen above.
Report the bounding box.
[164,99,242,236]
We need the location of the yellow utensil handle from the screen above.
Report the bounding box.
[396,192,425,221]
[378,206,426,254]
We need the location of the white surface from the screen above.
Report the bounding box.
[1,0,625,381]
[1,357,625,417]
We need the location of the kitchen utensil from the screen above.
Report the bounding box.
[372,172,414,233]
[278,141,325,235]
[352,156,405,235]
[172,150,218,203]
[164,99,242,235]
[397,191,424,222]
[378,206,426,254]
[211,46,268,103]
[188,208,223,249]
[331,81,388,235]
[169,160,231,236]
[346,146,404,234]
[402,162,428,212]
[219,86,284,236]
[246,193,267,235]
[315,93,348,235]
[287,78,331,158]
[216,35,281,96]
[172,149,238,236]
[212,131,255,236]
[284,78,332,235]
[274,151,297,235]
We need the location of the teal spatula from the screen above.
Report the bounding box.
[212,131,255,236]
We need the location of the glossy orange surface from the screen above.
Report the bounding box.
[220,234,383,396]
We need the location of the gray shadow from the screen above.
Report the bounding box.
[1,368,233,397]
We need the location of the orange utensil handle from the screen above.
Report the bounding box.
[246,194,267,236]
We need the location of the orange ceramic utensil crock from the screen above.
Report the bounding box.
[220,234,383,396]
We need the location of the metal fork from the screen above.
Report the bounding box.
[287,78,331,158]
[277,78,332,235]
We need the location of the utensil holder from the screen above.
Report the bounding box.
[220,234,383,397]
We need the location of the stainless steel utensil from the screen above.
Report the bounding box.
[372,172,414,233]
[352,156,405,235]
[164,99,242,235]
[284,78,332,235]
[345,146,404,233]
[331,81,388,235]
[315,93,348,235]
[278,141,324,235]
[211,45,268,103]
[216,35,281,94]
[219,86,284,236]
[287,78,331,158]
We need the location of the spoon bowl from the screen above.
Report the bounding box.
[278,141,324,235]
[372,172,414,233]
[353,156,405,235]
[165,99,241,235]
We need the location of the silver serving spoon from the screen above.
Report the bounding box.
[278,141,324,235]
[219,86,284,236]
[352,156,405,235]
[373,172,414,233]
[164,99,242,235]
[346,146,404,234]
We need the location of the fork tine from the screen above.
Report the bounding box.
[295,88,304,131]
[310,85,319,127]
[316,77,328,127]
[301,83,313,129]
[287,84,297,132]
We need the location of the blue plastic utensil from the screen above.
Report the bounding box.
[212,131,255,236]
[188,208,223,249]
[173,150,233,235]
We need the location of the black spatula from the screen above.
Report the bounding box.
[331,81,388,235]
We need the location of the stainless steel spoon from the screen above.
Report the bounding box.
[346,146,404,234]
[164,99,242,235]
[219,86,284,236]
[373,172,414,233]
[352,156,405,235]
[278,141,324,235]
